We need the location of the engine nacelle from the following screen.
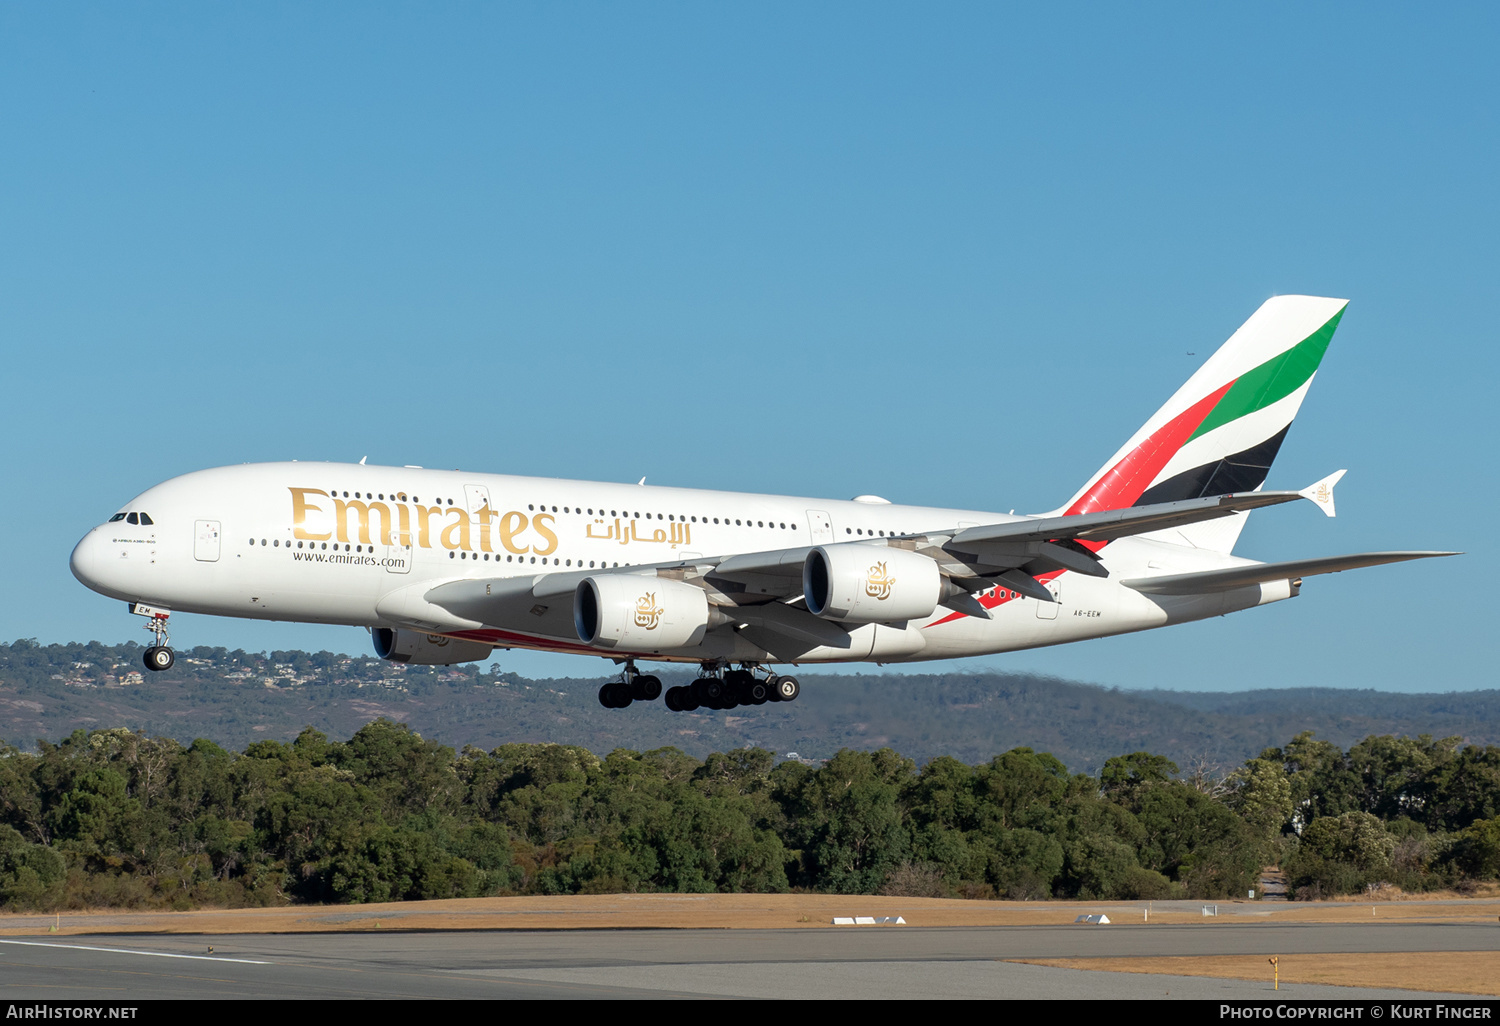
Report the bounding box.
[574,575,712,651]
[803,545,942,623]
[372,628,493,666]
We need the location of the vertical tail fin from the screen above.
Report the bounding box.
[1057,295,1348,551]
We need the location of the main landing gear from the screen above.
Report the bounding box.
[597,661,663,709]
[662,664,799,713]
[132,604,175,672]
[598,661,801,712]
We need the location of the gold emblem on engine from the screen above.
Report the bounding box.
[865,562,895,600]
[634,592,664,630]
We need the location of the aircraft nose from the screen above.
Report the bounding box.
[70,529,102,590]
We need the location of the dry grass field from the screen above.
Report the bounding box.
[1015,953,1500,997]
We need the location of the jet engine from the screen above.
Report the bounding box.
[803,545,942,623]
[372,627,493,666]
[574,575,717,651]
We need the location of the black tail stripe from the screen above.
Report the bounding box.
[1133,426,1291,507]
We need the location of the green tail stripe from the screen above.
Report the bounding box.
[1188,306,1345,442]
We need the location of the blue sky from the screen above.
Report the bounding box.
[2,3,1493,692]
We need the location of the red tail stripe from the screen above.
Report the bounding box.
[1065,380,1234,516]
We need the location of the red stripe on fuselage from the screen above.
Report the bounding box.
[927,568,1065,628]
[447,627,669,662]
[450,627,601,655]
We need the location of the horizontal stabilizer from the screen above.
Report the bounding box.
[1122,550,1458,595]
[1298,469,1346,518]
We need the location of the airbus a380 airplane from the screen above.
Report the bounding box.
[71,296,1453,711]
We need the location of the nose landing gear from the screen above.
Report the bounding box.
[131,603,175,672]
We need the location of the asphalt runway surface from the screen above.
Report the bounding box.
[3,922,1498,1000]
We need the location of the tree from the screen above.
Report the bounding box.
[776,749,915,893]
[1225,755,1295,842]
[1277,732,1362,825]
[1346,734,1457,822]
[1100,752,1179,803]
[0,825,65,908]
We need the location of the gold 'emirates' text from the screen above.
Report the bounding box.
[289,488,558,555]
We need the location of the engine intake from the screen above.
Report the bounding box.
[574,575,714,651]
[372,628,493,665]
[803,545,942,623]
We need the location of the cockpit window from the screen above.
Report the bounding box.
[139,513,153,525]
[126,513,139,525]
[109,513,126,522]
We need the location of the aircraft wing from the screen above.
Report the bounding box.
[1121,550,1458,595]
[409,473,1383,649]
[417,567,655,644]
[950,489,1311,549]
[417,547,866,654]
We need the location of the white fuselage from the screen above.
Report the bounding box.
[69,462,1289,666]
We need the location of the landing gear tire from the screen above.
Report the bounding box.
[769,674,800,702]
[599,681,632,708]
[723,668,754,689]
[692,676,724,709]
[143,646,175,672]
[632,674,662,702]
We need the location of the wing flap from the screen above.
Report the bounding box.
[727,602,853,648]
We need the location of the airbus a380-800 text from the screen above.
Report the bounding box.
[71,296,1454,711]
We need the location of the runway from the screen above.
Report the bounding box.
[2,922,1496,1000]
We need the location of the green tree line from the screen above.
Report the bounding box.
[0,722,1496,909]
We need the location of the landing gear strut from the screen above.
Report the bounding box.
[133,604,175,672]
[598,660,662,709]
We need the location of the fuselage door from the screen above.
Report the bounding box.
[806,510,834,545]
[385,540,412,574]
[194,520,221,562]
[464,485,492,516]
[462,485,494,564]
[1035,577,1061,619]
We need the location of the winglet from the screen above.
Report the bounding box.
[1299,469,1346,518]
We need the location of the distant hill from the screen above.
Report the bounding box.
[1,639,1496,774]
